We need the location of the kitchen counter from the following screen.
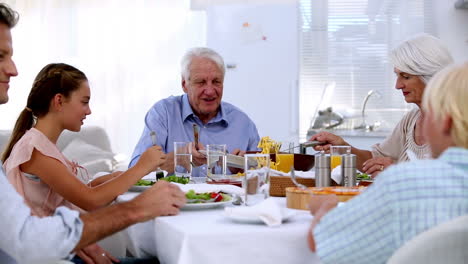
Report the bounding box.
[304,129,390,152]
[330,129,390,138]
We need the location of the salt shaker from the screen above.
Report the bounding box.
[315,152,331,187]
[341,154,357,187]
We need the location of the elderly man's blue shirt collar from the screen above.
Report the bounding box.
[181,94,228,126]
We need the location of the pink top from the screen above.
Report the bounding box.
[3,128,86,217]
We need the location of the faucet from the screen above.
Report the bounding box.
[354,90,381,131]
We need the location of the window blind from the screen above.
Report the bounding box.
[299,0,435,140]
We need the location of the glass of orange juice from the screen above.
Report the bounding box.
[276,153,294,173]
[330,146,351,170]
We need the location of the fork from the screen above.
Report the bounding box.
[290,166,308,190]
[150,131,164,180]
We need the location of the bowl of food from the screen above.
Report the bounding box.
[285,186,366,210]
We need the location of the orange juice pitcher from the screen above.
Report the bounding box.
[276,153,294,173]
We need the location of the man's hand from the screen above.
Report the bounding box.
[131,181,186,222]
[76,243,119,264]
[192,143,207,166]
[229,148,246,174]
[308,194,339,216]
[362,156,394,178]
[135,146,167,175]
[307,194,339,252]
[309,132,348,152]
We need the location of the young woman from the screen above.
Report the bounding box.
[2,63,165,264]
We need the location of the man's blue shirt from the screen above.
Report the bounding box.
[129,94,260,177]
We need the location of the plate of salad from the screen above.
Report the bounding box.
[182,190,232,210]
[129,175,191,192]
[356,173,373,186]
[129,179,155,192]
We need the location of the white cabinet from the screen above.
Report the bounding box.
[206,3,299,142]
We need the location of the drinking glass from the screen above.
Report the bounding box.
[174,142,192,178]
[206,144,227,182]
[243,154,270,206]
[330,145,351,170]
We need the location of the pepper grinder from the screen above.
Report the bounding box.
[341,154,357,187]
[315,152,331,187]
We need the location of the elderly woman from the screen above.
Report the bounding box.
[310,33,453,176]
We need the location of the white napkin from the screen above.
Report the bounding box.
[269,169,315,179]
[224,198,283,227]
[172,183,245,196]
[331,165,342,184]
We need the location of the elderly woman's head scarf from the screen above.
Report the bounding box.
[390,33,454,84]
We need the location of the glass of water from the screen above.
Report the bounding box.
[206,144,227,182]
[174,142,192,178]
[243,154,270,206]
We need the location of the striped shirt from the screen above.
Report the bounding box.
[314,147,468,264]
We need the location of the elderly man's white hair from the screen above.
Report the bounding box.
[390,33,454,84]
[181,47,225,81]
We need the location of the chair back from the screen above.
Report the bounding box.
[387,215,468,264]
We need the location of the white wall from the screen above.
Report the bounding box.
[206,3,299,143]
[434,1,468,63]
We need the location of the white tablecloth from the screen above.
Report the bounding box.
[117,193,320,264]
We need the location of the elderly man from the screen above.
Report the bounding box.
[307,62,468,264]
[130,47,260,177]
[0,4,186,264]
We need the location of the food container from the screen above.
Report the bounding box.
[270,176,315,197]
[285,186,366,210]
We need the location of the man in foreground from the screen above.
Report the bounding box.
[307,62,468,264]
[0,4,186,263]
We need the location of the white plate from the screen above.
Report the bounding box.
[224,208,297,224]
[128,185,152,192]
[182,199,232,210]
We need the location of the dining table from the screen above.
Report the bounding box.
[117,192,321,264]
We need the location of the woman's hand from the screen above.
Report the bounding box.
[76,243,119,264]
[309,132,348,152]
[137,146,167,174]
[362,156,394,178]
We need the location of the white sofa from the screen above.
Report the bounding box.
[0,126,128,257]
[1,126,125,177]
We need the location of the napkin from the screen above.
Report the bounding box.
[172,183,245,196]
[269,169,315,179]
[224,198,284,227]
[331,165,342,184]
